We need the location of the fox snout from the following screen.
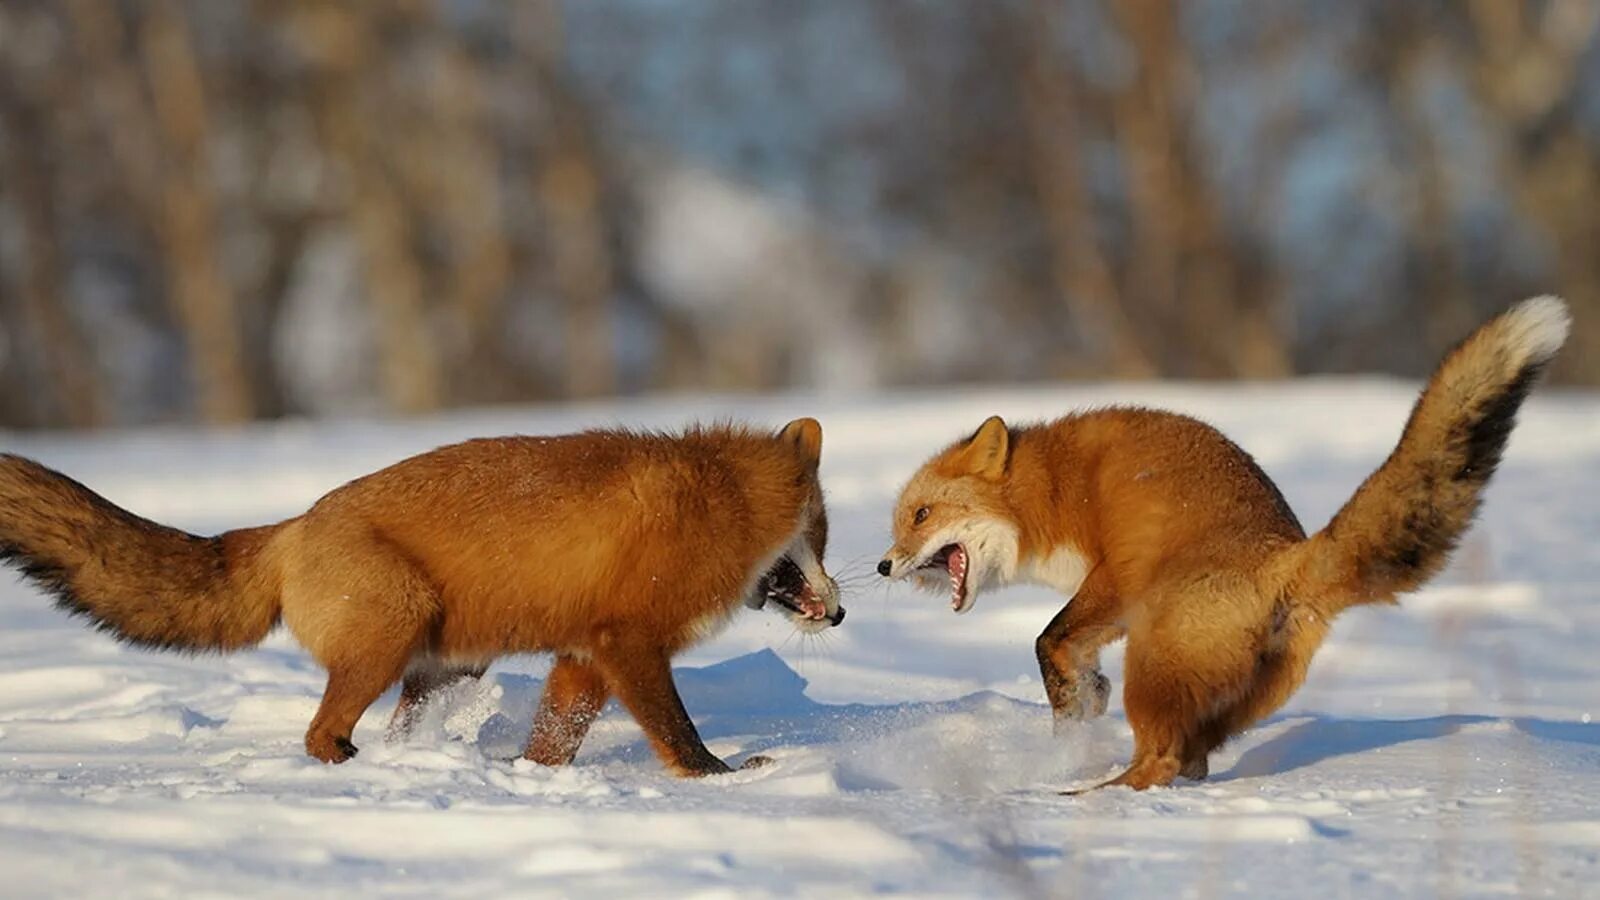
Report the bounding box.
[876,545,922,579]
[753,556,846,629]
[877,555,912,579]
[806,573,847,627]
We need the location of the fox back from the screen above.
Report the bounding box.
[282,425,833,660]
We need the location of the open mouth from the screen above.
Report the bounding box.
[919,543,971,613]
[755,557,844,626]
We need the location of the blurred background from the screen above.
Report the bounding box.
[0,0,1597,431]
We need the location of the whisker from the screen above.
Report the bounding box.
[833,567,878,579]
[832,551,879,568]
[833,578,882,592]
[811,631,836,659]
[800,633,825,666]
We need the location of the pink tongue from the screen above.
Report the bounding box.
[948,546,969,609]
[798,591,827,620]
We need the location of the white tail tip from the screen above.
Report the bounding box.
[1500,295,1571,365]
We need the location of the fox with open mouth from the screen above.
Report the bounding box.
[0,418,842,776]
[878,297,1568,792]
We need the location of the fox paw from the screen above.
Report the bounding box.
[1050,670,1110,731]
[306,733,359,764]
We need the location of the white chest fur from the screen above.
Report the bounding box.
[1018,546,1091,596]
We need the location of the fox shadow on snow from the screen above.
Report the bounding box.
[448,649,1049,784]
[1216,714,1600,782]
[432,649,1600,786]
[468,649,977,760]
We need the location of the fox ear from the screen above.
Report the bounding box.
[957,415,1010,480]
[779,417,823,468]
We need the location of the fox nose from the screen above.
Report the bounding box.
[826,606,846,626]
[877,559,893,577]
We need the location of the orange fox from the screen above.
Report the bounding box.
[0,419,842,775]
[878,297,1569,791]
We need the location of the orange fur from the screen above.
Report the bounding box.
[880,298,1570,791]
[0,419,841,775]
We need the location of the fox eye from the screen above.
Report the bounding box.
[913,506,930,525]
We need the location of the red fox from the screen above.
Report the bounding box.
[0,419,843,775]
[877,297,1569,791]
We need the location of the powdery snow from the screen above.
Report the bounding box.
[1,382,1597,898]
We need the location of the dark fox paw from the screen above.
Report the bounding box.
[739,754,774,770]
[1050,670,1111,732]
[306,733,359,764]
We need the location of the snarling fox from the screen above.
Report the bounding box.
[0,419,842,775]
[878,297,1569,791]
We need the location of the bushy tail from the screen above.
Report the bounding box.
[1275,296,1570,613]
[0,455,282,651]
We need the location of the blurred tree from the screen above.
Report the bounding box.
[1463,0,1600,382]
[65,0,254,424]
[516,1,618,400]
[0,0,1595,430]
[0,78,105,428]
[283,1,443,415]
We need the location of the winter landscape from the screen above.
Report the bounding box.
[5,4,1600,897]
[1,381,1596,898]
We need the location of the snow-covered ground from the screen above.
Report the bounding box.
[2,382,1598,898]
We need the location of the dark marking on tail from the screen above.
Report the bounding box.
[1458,362,1542,483]
[1,454,280,652]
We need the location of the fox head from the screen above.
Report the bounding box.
[877,416,1021,614]
[745,417,844,632]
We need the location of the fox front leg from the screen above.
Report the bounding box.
[524,656,609,766]
[1040,657,1111,725]
[1035,581,1124,729]
[593,638,768,776]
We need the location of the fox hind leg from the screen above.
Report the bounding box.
[289,535,441,764]
[1066,627,1228,793]
[1102,648,1189,791]
[386,662,488,742]
[1177,622,1323,781]
[308,660,415,763]
[1178,744,1211,781]
[1070,595,1310,792]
